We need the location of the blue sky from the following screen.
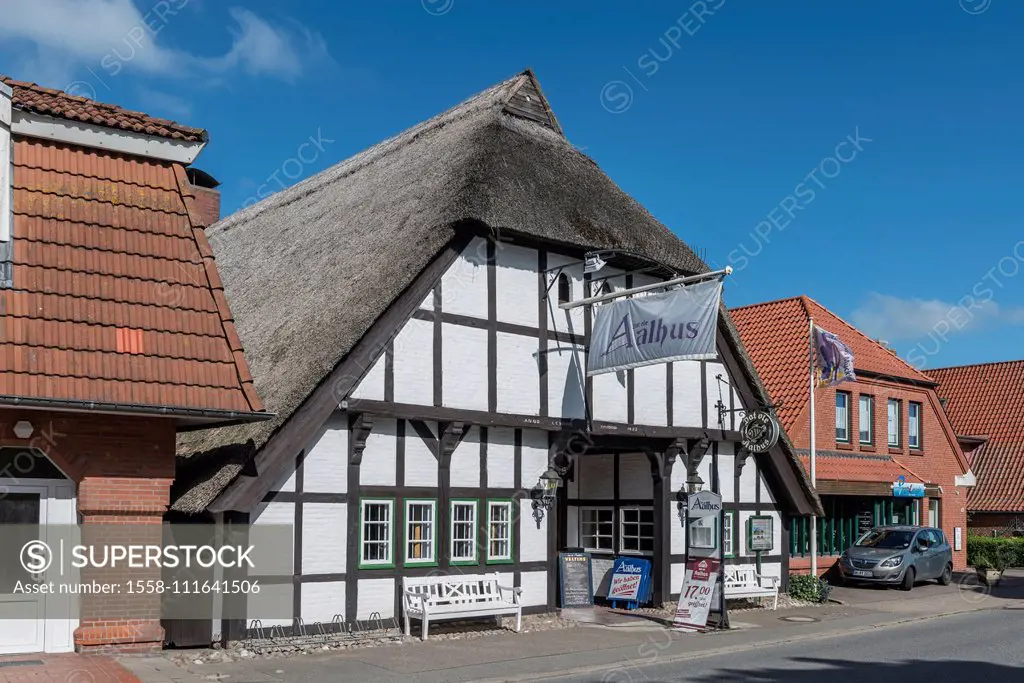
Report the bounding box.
[2,0,1021,370]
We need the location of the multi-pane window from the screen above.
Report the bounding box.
[887,399,901,447]
[580,508,614,551]
[723,511,736,558]
[619,507,654,554]
[487,500,513,562]
[859,395,874,444]
[405,500,436,565]
[836,392,850,442]
[360,499,393,567]
[450,500,478,564]
[908,402,922,449]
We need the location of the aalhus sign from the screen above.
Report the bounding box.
[587,279,722,376]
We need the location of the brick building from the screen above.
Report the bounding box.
[732,297,975,573]
[0,77,267,654]
[929,360,1024,535]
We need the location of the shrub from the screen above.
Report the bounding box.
[788,574,830,603]
[967,536,1024,570]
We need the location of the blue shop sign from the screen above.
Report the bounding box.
[892,475,925,498]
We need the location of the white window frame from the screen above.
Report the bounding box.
[723,511,737,558]
[359,498,394,568]
[619,506,655,555]
[486,500,514,563]
[579,506,615,552]
[887,399,901,447]
[858,395,874,444]
[404,499,437,566]
[835,391,850,443]
[450,499,478,565]
[908,401,922,449]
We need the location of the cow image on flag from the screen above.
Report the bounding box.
[813,326,856,386]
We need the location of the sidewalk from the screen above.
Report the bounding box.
[120,570,1024,683]
[0,654,141,683]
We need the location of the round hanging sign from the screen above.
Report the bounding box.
[739,410,780,453]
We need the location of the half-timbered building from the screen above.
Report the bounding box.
[175,70,820,642]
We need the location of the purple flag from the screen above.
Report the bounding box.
[813,326,856,387]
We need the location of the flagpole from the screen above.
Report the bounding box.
[809,317,817,578]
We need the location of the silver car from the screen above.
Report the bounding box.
[836,525,953,591]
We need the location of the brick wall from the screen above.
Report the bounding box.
[191,185,221,228]
[1,409,176,652]
[788,376,971,571]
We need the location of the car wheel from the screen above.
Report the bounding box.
[938,563,952,586]
[900,566,915,591]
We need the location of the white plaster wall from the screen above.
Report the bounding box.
[760,469,777,505]
[351,353,385,401]
[361,418,397,486]
[442,323,488,411]
[705,362,730,430]
[405,422,438,488]
[545,254,586,336]
[672,361,703,428]
[519,498,548,562]
[496,331,540,415]
[267,463,296,493]
[357,578,396,620]
[302,504,347,574]
[671,563,686,597]
[247,583,292,627]
[670,459,687,493]
[495,243,538,327]
[632,363,668,426]
[546,342,586,420]
[578,454,614,500]
[519,571,548,607]
[718,450,735,504]
[393,318,433,406]
[520,429,549,487]
[732,387,746,428]
[671,512,686,554]
[303,415,348,494]
[441,236,489,319]
[252,501,293,528]
[301,581,347,624]
[420,292,433,310]
[592,370,628,423]
[450,426,481,488]
[487,427,516,488]
[697,456,712,494]
[618,453,653,499]
[739,455,758,503]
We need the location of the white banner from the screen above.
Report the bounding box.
[587,279,722,376]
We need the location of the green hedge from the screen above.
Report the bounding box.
[967,536,1024,569]
[788,574,830,603]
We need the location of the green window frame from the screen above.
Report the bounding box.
[359,498,395,569]
[450,499,479,566]
[723,511,737,558]
[486,499,514,564]
[404,498,438,567]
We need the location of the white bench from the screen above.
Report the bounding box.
[401,573,522,640]
[723,567,779,609]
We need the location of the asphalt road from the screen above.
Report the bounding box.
[546,608,1024,682]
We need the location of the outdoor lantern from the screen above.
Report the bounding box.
[531,467,561,525]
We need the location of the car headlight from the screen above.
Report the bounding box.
[879,556,904,568]
[840,551,849,561]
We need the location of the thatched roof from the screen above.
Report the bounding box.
[173,70,820,515]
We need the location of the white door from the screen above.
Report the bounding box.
[0,484,48,654]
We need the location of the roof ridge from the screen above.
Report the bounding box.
[928,358,1024,373]
[729,295,806,312]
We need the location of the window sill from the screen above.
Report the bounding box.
[909,449,924,456]
[358,562,396,570]
[859,444,876,452]
[486,558,515,565]
[405,561,439,568]
[450,559,480,567]
[888,447,904,455]
[836,442,853,451]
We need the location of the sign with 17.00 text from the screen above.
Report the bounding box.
[672,557,721,632]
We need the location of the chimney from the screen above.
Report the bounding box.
[186,167,221,227]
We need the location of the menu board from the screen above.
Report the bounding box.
[558,552,594,608]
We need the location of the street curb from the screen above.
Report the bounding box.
[475,605,993,683]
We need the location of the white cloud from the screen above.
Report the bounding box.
[0,0,329,87]
[135,88,193,119]
[850,292,1024,342]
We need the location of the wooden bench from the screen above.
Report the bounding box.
[401,573,522,640]
[723,567,779,609]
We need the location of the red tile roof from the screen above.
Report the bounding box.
[929,360,1024,512]
[730,296,933,435]
[1,76,207,143]
[797,454,925,483]
[1,136,262,415]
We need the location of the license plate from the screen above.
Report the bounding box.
[852,570,872,578]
